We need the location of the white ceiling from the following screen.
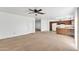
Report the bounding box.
[0,7,76,19]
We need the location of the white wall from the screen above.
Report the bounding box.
[0,11,35,39]
[77,8,79,49]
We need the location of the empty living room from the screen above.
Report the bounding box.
[0,7,78,51]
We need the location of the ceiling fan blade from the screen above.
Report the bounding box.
[38,9,42,11]
[29,9,34,11]
[28,12,34,14]
[38,12,45,14]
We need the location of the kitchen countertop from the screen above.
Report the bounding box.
[57,27,74,29]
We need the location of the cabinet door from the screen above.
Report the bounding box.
[56,28,70,35]
[57,20,72,25]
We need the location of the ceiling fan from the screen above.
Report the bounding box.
[27,8,45,16]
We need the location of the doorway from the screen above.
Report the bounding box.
[50,22,58,31]
[52,23,57,31]
[35,19,41,32]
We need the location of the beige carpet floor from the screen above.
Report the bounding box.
[0,32,77,51]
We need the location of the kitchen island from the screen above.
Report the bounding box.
[56,27,74,37]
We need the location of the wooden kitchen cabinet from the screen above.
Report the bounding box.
[57,20,72,25]
[56,28,74,36]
